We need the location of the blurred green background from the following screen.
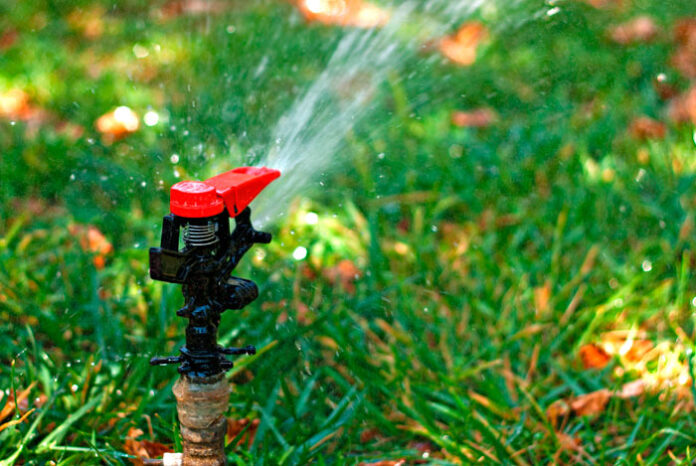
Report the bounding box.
[2,0,696,463]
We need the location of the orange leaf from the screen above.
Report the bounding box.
[322,259,361,294]
[451,108,497,128]
[609,16,658,45]
[0,382,36,423]
[668,85,696,125]
[628,116,666,140]
[96,106,139,141]
[570,389,611,417]
[0,89,33,120]
[438,22,488,66]
[226,418,260,448]
[672,18,696,79]
[579,343,611,370]
[124,427,172,464]
[296,0,389,28]
[0,408,35,434]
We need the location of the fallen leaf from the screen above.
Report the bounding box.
[628,116,666,140]
[438,22,488,66]
[570,389,611,416]
[609,16,658,45]
[451,108,497,128]
[671,18,696,79]
[226,418,259,448]
[579,343,611,370]
[668,85,696,125]
[96,106,140,142]
[617,379,645,399]
[0,89,33,120]
[533,281,551,317]
[0,29,18,50]
[547,380,647,425]
[124,427,173,465]
[322,259,361,294]
[296,0,389,28]
[69,224,114,269]
[67,6,105,39]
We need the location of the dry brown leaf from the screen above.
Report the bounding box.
[617,379,645,399]
[533,281,551,317]
[124,427,173,465]
[579,343,611,370]
[296,0,389,28]
[322,259,361,294]
[609,16,658,44]
[0,89,33,120]
[226,418,259,448]
[67,6,105,39]
[96,106,140,142]
[570,389,611,416]
[439,22,488,66]
[671,18,696,79]
[69,224,114,270]
[451,108,497,128]
[668,85,696,125]
[0,29,18,50]
[547,379,646,425]
[628,116,666,140]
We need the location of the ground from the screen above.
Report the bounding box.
[2,0,696,464]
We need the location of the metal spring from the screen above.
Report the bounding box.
[184,222,218,247]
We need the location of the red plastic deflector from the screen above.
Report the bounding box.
[205,167,281,217]
[170,181,225,218]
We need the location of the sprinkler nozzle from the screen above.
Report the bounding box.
[149,167,280,377]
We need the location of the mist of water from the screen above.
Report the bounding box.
[253,0,489,226]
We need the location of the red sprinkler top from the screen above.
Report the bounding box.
[170,167,281,218]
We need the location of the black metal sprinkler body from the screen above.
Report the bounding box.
[149,167,281,378]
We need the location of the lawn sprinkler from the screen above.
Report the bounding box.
[149,166,280,465]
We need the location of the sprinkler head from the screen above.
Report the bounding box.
[149,167,280,377]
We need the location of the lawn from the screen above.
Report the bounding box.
[2,0,696,463]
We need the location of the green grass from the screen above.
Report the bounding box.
[2,0,696,463]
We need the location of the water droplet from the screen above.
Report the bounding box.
[70,174,76,181]
[292,246,307,260]
[431,225,438,232]
[226,25,236,33]
[143,110,159,126]
[170,154,180,164]
[547,6,560,15]
[641,260,652,272]
[304,212,319,225]
[132,44,148,58]
[70,384,78,392]
[174,169,181,178]
[377,152,385,159]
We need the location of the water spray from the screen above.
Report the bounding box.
[149,167,280,465]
